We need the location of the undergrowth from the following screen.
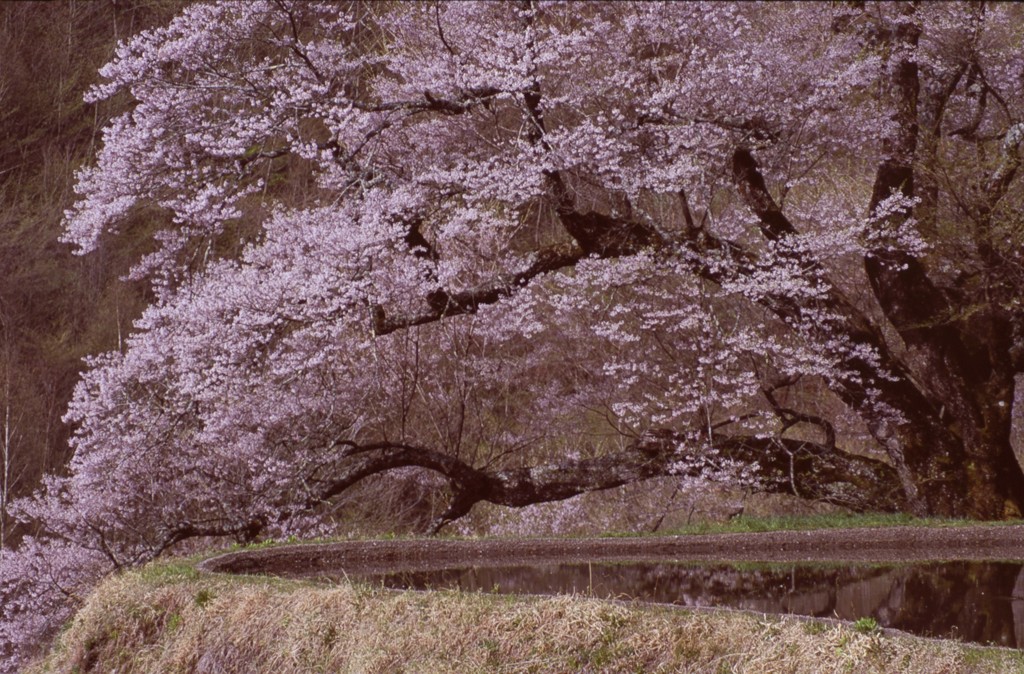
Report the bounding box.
[25,558,1024,674]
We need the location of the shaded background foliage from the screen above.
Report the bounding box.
[0,0,179,545]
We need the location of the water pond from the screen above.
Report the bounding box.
[346,560,1024,647]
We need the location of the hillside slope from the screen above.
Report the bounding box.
[25,556,1024,674]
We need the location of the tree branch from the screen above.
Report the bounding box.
[731,148,798,242]
[762,385,837,449]
[301,432,905,535]
[729,140,961,515]
[372,242,586,335]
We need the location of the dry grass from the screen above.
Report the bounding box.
[27,561,1024,674]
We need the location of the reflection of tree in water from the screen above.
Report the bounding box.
[883,562,1024,648]
[363,561,1024,647]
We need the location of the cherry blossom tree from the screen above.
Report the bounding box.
[4,1,1024,668]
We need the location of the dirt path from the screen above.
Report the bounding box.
[199,524,1024,577]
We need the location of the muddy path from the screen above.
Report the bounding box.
[198,525,1024,578]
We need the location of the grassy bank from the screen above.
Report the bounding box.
[216,513,1024,550]
[653,512,1021,537]
[27,558,1024,674]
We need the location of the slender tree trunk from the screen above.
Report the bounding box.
[1,374,11,551]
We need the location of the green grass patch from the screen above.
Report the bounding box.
[636,512,1021,537]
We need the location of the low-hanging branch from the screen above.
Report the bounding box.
[298,432,905,535]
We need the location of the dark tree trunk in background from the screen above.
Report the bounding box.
[856,5,1024,518]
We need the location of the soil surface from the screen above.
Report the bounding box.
[199,524,1024,578]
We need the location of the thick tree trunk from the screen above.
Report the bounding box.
[859,4,1024,519]
[956,358,1024,519]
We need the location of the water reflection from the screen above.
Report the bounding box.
[348,561,1024,647]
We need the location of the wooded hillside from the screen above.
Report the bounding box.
[0,1,179,544]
